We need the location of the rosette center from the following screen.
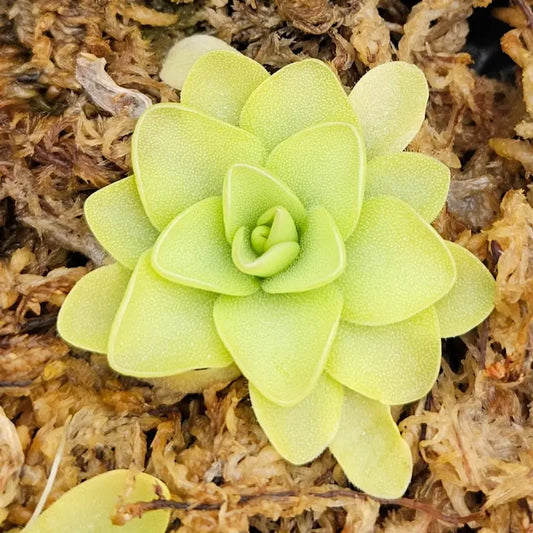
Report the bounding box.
[251,206,299,254]
[232,206,301,278]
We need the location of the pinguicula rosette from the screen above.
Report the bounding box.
[58,48,495,499]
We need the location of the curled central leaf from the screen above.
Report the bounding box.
[232,206,301,277]
[251,206,299,254]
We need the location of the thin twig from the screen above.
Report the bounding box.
[20,313,58,334]
[0,380,33,387]
[116,488,485,526]
[23,416,72,531]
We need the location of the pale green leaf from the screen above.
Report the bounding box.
[84,177,158,269]
[329,389,412,499]
[160,35,235,91]
[152,197,259,296]
[251,225,270,254]
[263,206,346,293]
[255,206,298,251]
[232,226,300,278]
[240,59,357,151]
[338,196,456,326]
[108,251,231,377]
[147,365,241,394]
[327,307,440,405]
[365,152,450,222]
[266,122,366,238]
[434,241,495,338]
[250,374,343,464]
[181,50,269,125]
[132,104,266,230]
[214,285,343,406]
[348,61,429,159]
[223,164,306,242]
[57,263,130,354]
[25,470,170,533]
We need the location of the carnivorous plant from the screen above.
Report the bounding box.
[58,47,495,499]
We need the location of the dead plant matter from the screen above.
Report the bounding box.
[0,0,532,531]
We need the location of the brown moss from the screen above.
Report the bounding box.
[0,0,532,531]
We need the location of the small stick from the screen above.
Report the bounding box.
[0,380,33,387]
[20,313,58,333]
[23,416,72,530]
[115,488,485,526]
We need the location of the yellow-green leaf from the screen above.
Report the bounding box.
[160,35,235,90]
[132,104,266,230]
[232,226,300,278]
[327,308,440,405]
[348,61,428,159]
[267,122,366,239]
[240,59,357,151]
[181,50,269,125]
[57,263,130,354]
[223,164,306,242]
[152,197,259,295]
[250,374,343,464]
[214,285,343,406]
[434,242,495,337]
[25,470,170,533]
[84,177,158,270]
[365,152,450,222]
[263,206,346,293]
[108,251,231,377]
[339,196,456,326]
[329,390,412,499]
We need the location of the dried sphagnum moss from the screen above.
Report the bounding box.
[0,0,532,531]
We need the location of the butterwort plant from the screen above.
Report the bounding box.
[59,47,495,498]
